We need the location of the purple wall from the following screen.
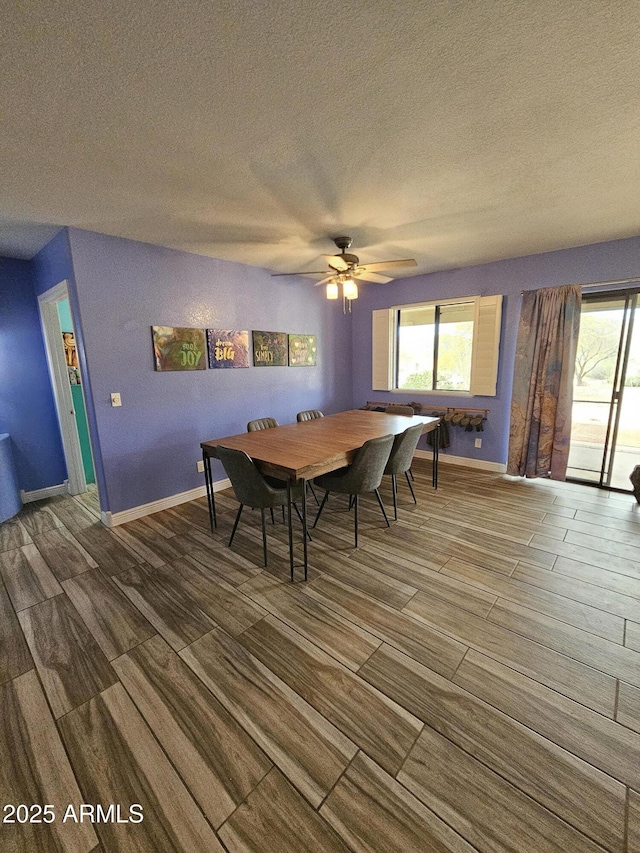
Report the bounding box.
[67,228,353,514]
[352,234,640,465]
[31,229,75,299]
[0,255,66,491]
[5,226,640,511]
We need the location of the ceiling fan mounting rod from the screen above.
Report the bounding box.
[333,236,353,253]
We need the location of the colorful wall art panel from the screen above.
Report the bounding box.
[252,331,288,366]
[151,326,206,371]
[289,333,317,366]
[207,330,250,368]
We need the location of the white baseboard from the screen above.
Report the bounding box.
[415,449,507,473]
[101,478,232,527]
[21,482,69,503]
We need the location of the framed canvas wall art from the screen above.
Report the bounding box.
[152,326,206,371]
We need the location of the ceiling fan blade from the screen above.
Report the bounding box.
[360,259,417,272]
[271,270,329,276]
[355,270,393,284]
[314,276,337,287]
[327,255,349,271]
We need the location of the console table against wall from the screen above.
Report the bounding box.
[366,400,490,420]
[365,401,490,440]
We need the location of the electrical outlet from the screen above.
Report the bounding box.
[196,460,205,473]
[110,392,122,407]
[474,437,482,448]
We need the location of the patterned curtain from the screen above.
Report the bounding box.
[507,284,582,480]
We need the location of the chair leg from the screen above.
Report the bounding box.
[307,481,319,506]
[391,474,398,520]
[229,504,244,546]
[409,467,415,481]
[405,470,417,504]
[260,508,268,567]
[269,507,275,525]
[313,490,330,528]
[354,493,358,548]
[374,488,391,528]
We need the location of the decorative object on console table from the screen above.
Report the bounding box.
[252,331,288,367]
[151,326,206,371]
[288,334,317,367]
[207,330,250,368]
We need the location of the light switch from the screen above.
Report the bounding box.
[110,392,122,407]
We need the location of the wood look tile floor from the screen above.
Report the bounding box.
[1,468,640,852]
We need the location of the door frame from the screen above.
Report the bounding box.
[568,287,639,491]
[38,280,87,495]
[599,291,637,486]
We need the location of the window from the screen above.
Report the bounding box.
[397,300,475,391]
[372,294,502,396]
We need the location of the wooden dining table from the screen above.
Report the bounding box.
[200,409,440,580]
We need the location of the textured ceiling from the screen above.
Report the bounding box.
[2,0,640,279]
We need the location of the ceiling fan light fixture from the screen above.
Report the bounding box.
[272,236,416,309]
[343,278,358,300]
[326,281,339,299]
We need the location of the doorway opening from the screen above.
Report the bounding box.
[38,280,97,501]
[566,289,640,490]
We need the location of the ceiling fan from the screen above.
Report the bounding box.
[272,236,417,292]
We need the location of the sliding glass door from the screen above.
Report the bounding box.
[566,290,640,490]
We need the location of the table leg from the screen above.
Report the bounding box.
[287,480,294,582]
[302,479,308,581]
[203,450,217,531]
[286,479,309,582]
[433,423,440,489]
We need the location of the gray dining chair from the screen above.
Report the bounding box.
[216,445,306,568]
[295,410,324,504]
[247,417,279,432]
[246,413,320,508]
[384,422,423,519]
[385,404,415,415]
[296,409,324,422]
[385,405,418,481]
[312,433,394,547]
